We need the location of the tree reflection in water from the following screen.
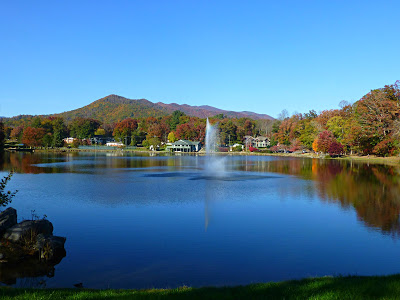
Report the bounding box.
[237,157,400,236]
[1,152,400,236]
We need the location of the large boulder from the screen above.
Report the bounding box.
[0,208,17,236]
[3,220,53,243]
[34,234,66,261]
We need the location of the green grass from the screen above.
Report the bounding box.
[2,274,400,299]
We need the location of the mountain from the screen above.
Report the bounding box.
[2,95,274,125]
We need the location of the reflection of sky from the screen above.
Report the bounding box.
[2,152,400,289]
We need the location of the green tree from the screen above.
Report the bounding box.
[94,128,106,136]
[326,116,345,141]
[0,172,17,208]
[143,137,161,150]
[51,118,67,147]
[169,110,185,131]
[219,119,237,145]
[70,118,101,139]
[297,120,318,149]
[42,133,53,147]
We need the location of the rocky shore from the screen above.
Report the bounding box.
[0,207,66,284]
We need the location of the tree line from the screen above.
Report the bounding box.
[270,81,400,156]
[0,81,399,156]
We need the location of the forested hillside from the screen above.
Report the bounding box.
[0,95,273,126]
[1,81,399,157]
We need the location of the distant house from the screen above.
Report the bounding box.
[244,136,254,148]
[106,142,124,147]
[63,137,76,144]
[254,136,270,148]
[243,136,270,149]
[169,140,201,152]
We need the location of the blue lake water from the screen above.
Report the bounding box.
[1,152,400,289]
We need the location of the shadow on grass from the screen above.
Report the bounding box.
[2,274,400,299]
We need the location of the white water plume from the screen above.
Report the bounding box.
[205,118,226,176]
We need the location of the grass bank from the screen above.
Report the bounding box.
[2,274,400,299]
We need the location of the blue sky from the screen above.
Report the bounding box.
[1,0,399,119]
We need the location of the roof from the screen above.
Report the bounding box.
[255,136,269,141]
[172,139,200,146]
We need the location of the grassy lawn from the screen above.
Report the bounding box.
[2,274,400,299]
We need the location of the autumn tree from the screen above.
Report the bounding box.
[0,122,4,152]
[175,123,197,140]
[168,132,177,143]
[147,121,170,142]
[328,141,344,156]
[274,116,299,146]
[10,126,24,142]
[113,118,138,144]
[355,85,400,143]
[313,130,336,153]
[22,127,46,147]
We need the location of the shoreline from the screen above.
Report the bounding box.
[31,147,400,166]
[2,274,400,299]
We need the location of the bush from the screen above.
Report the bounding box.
[232,145,243,152]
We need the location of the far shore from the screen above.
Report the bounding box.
[29,147,400,166]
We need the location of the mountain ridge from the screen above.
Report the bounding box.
[1,95,274,126]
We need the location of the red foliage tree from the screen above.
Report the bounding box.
[314,130,336,153]
[10,126,24,141]
[22,127,46,147]
[328,141,344,156]
[373,138,395,156]
[113,118,138,140]
[175,123,197,140]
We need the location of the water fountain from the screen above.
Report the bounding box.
[204,118,226,177]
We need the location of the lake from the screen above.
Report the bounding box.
[0,151,400,289]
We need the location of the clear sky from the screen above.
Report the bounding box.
[1,0,399,119]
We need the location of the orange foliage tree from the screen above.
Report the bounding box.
[22,127,46,147]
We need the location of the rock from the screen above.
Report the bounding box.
[3,220,54,243]
[34,234,66,261]
[0,208,17,236]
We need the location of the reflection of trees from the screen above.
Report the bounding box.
[235,157,400,236]
[319,164,400,236]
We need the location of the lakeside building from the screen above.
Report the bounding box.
[254,136,270,148]
[106,142,124,147]
[63,137,76,144]
[244,136,270,149]
[168,140,202,152]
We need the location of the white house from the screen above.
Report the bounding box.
[106,142,124,147]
